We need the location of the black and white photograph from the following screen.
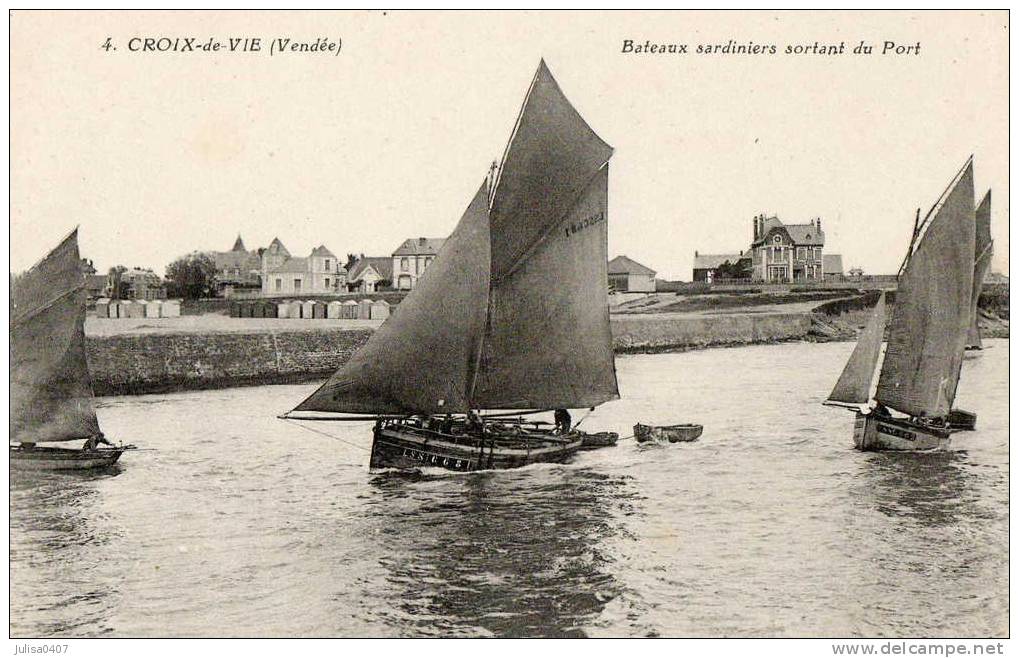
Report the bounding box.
[7,9,1010,647]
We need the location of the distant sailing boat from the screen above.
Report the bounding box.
[10,229,133,470]
[964,190,993,351]
[282,60,619,471]
[824,159,976,451]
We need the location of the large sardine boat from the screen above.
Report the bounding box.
[824,159,980,451]
[10,230,133,470]
[282,61,620,472]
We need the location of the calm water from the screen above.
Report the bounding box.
[10,340,1008,638]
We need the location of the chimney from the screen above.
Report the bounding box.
[816,218,822,233]
[419,237,426,245]
[752,215,758,241]
[695,250,699,257]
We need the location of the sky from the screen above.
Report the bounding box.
[9,10,1009,280]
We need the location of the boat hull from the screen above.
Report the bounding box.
[369,423,582,472]
[947,408,977,432]
[634,423,703,444]
[9,446,126,471]
[852,412,951,451]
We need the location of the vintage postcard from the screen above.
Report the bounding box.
[8,9,1009,646]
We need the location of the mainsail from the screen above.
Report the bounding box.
[874,161,976,418]
[965,190,993,349]
[827,292,886,405]
[10,229,102,443]
[293,61,619,415]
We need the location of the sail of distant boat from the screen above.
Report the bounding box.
[874,160,976,419]
[827,292,886,406]
[293,60,618,416]
[10,229,102,443]
[965,190,993,349]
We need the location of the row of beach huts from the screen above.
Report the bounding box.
[229,299,391,320]
[95,298,181,319]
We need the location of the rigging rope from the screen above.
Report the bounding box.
[282,417,370,452]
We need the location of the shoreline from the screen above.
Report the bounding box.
[86,307,1008,397]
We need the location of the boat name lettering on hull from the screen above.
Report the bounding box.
[877,424,916,441]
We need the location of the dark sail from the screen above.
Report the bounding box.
[473,165,619,408]
[875,161,976,418]
[293,181,492,415]
[966,190,993,349]
[10,229,102,443]
[488,59,614,282]
[291,61,618,416]
[827,293,886,405]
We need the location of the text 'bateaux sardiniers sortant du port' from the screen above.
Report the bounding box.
[99,36,342,57]
[621,39,921,56]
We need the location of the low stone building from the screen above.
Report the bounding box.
[692,252,749,283]
[608,255,657,292]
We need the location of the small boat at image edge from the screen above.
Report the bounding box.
[634,423,703,444]
[10,229,134,470]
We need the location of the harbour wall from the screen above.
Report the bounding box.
[86,312,815,396]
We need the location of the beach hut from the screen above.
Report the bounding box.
[287,300,303,318]
[124,301,144,319]
[95,298,111,318]
[161,300,181,317]
[252,302,267,318]
[277,301,291,319]
[312,301,327,319]
[301,300,316,319]
[242,302,256,318]
[229,302,242,318]
[326,301,343,319]
[370,299,391,320]
[341,300,359,319]
[358,299,373,320]
[261,301,278,318]
[144,299,162,318]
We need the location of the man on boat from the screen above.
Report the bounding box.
[82,434,114,452]
[554,409,572,435]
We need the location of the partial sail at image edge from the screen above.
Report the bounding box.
[827,292,887,406]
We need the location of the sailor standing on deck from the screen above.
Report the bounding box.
[82,434,113,452]
[554,409,572,434]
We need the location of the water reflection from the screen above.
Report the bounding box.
[360,467,640,637]
[10,469,124,637]
[857,451,973,527]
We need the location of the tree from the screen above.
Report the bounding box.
[345,253,363,271]
[165,252,217,300]
[107,265,128,299]
[715,259,750,280]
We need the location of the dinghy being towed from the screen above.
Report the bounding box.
[281,61,620,472]
[824,159,978,451]
[10,230,134,470]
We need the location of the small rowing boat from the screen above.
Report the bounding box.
[578,431,619,450]
[634,423,703,444]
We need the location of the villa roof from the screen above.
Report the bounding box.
[693,253,744,270]
[310,245,336,258]
[348,257,394,282]
[393,237,447,256]
[268,257,308,274]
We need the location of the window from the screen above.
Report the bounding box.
[294,279,302,292]
[325,277,330,289]
[325,259,331,271]
[401,257,409,272]
[815,247,822,260]
[773,235,781,244]
[275,278,282,291]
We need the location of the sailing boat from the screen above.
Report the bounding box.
[964,190,993,351]
[282,60,619,471]
[824,158,976,451]
[10,229,132,470]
